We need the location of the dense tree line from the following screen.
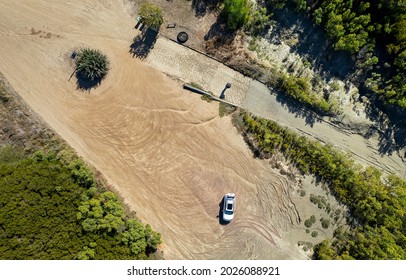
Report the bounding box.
[265,0,406,108]
[240,112,406,259]
[0,148,161,259]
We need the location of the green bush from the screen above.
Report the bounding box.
[0,145,26,164]
[201,94,213,103]
[277,74,331,114]
[76,48,110,81]
[320,218,330,229]
[330,82,340,91]
[219,102,237,117]
[246,7,270,35]
[69,159,95,189]
[248,38,258,51]
[139,2,164,30]
[222,0,250,30]
[311,231,319,238]
[310,215,316,223]
[304,218,313,228]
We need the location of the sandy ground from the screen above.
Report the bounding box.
[0,0,325,259]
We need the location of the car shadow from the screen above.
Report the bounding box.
[217,197,230,225]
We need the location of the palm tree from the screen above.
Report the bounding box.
[76,48,110,81]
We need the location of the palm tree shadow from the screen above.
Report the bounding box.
[76,72,103,90]
[129,28,158,60]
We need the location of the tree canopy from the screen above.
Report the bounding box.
[222,0,250,30]
[139,2,164,30]
[76,48,110,82]
[0,149,161,259]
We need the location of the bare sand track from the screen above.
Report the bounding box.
[0,0,312,259]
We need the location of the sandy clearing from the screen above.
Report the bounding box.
[0,0,318,259]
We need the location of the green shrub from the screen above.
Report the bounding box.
[0,145,26,164]
[246,7,270,35]
[320,218,330,229]
[139,2,163,29]
[248,38,258,51]
[222,0,250,30]
[69,159,95,189]
[330,82,340,91]
[311,231,319,237]
[303,241,313,251]
[201,94,213,103]
[277,73,331,114]
[304,219,313,228]
[310,215,316,223]
[219,102,237,117]
[76,48,110,81]
[303,59,312,68]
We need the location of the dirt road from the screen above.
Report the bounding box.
[0,0,318,259]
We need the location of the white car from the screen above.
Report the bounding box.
[222,193,236,222]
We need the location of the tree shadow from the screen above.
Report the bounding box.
[376,102,406,152]
[129,28,158,60]
[273,89,322,127]
[375,121,406,156]
[191,0,220,18]
[266,4,356,81]
[393,126,406,151]
[204,16,237,51]
[363,100,406,154]
[75,72,104,90]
